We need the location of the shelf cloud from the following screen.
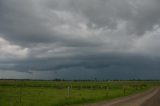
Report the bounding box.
[0,0,160,80]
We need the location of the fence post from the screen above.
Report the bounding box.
[67,86,70,97]
[106,86,109,97]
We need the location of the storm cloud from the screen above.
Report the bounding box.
[0,0,160,80]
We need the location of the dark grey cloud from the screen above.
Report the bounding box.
[0,0,160,80]
[45,0,160,35]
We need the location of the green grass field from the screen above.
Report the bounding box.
[0,80,159,106]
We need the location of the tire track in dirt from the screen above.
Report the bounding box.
[141,88,160,106]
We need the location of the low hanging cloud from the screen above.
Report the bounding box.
[0,0,160,80]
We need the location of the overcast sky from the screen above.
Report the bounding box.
[0,0,160,80]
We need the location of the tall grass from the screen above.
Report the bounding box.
[0,80,159,106]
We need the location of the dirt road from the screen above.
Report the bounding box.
[84,88,160,106]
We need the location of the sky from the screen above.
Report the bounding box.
[0,0,160,80]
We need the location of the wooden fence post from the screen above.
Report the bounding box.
[67,86,70,97]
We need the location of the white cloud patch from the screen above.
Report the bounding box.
[0,36,28,59]
[134,25,160,57]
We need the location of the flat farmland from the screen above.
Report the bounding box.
[0,80,159,106]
